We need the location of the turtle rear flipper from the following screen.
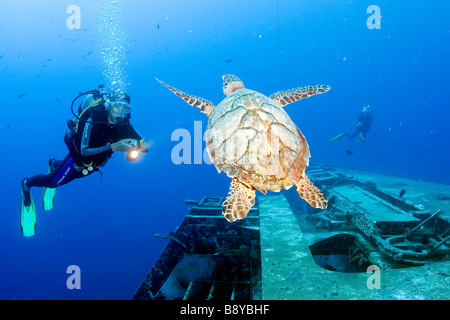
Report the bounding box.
[155,78,216,115]
[269,84,330,107]
[222,178,255,222]
[295,173,327,209]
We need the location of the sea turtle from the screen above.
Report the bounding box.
[157,75,329,222]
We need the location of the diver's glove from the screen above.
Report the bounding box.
[111,139,134,152]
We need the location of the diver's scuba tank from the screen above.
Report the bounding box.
[68,84,107,128]
[64,84,108,164]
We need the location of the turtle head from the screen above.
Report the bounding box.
[222,75,245,96]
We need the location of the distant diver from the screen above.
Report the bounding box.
[329,105,373,144]
[20,85,149,237]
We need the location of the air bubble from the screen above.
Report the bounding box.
[96,0,128,94]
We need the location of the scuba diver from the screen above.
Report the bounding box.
[20,85,149,236]
[329,105,373,144]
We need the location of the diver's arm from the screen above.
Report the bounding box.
[80,118,113,156]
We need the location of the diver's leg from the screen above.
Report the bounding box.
[23,170,57,208]
[21,178,32,207]
[348,129,359,140]
[20,154,75,236]
[48,155,80,187]
[24,154,72,189]
[25,174,54,189]
[49,158,64,173]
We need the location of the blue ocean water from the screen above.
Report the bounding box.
[0,0,449,299]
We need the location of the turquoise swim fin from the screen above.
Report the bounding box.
[21,188,36,237]
[43,159,56,211]
[43,187,55,211]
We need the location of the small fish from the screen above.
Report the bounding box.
[3,66,8,72]
[19,93,26,98]
[157,23,160,29]
[82,50,94,58]
[226,58,233,63]
[46,58,53,61]
[55,97,60,103]
[399,189,406,197]
[0,55,4,59]
[345,150,353,155]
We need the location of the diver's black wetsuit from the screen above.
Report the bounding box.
[347,110,373,140]
[25,95,143,189]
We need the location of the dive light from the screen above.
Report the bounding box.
[127,149,140,161]
[126,139,142,161]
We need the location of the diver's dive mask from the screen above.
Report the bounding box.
[106,100,131,124]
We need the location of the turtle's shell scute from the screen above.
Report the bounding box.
[205,89,310,193]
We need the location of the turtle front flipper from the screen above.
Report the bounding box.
[155,78,216,115]
[269,84,330,107]
[295,173,328,209]
[222,178,255,222]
